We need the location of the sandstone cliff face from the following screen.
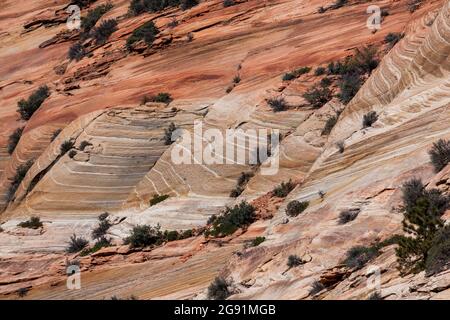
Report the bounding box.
[0,0,449,299]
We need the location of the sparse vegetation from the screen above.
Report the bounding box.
[81,236,111,256]
[315,67,326,76]
[79,140,92,151]
[68,150,77,158]
[385,32,403,49]
[81,2,113,36]
[309,280,325,295]
[125,224,165,248]
[126,21,159,49]
[164,122,177,145]
[51,129,62,142]
[425,225,450,276]
[207,277,231,300]
[267,97,288,112]
[344,245,380,269]
[7,127,24,155]
[336,140,345,153]
[223,0,236,7]
[66,234,89,253]
[273,180,295,198]
[287,254,303,268]
[92,214,111,239]
[150,194,170,206]
[395,178,449,275]
[17,287,29,298]
[368,291,383,300]
[282,66,311,81]
[303,86,332,109]
[251,236,265,247]
[17,85,50,120]
[338,72,362,104]
[92,19,117,45]
[128,0,199,16]
[205,201,256,238]
[230,172,254,198]
[321,111,341,135]
[428,139,450,172]
[6,160,34,202]
[362,111,378,128]
[18,216,43,229]
[286,200,309,217]
[68,42,85,61]
[233,75,241,84]
[407,0,423,13]
[338,209,360,224]
[60,140,74,155]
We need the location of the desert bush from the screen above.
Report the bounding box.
[368,291,382,300]
[385,32,403,49]
[273,180,295,198]
[395,178,449,274]
[181,0,199,10]
[320,77,332,87]
[328,46,378,76]
[362,111,378,128]
[338,72,362,104]
[164,122,177,145]
[17,287,29,298]
[331,0,348,9]
[206,201,256,237]
[287,254,303,268]
[152,92,172,103]
[128,0,198,15]
[7,127,24,155]
[407,0,423,13]
[309,281,325,295]
[126,21,159,49]
[344,245,380,269]
[17,85,50,120]
[79,140,92,151]
[92,218,111,240]
[164,230,180,242]
[233,75,241,84]
[18,216,43,229]
[125,224,164,248]
[72,0,97,8]
[303,86,332,109]
[207,277,230,300]
[338,209,360,224]
[92,19,117,45]
[81,236,111,255]
[223,0,235,7]
[282,66,311,81]
[68,42,85,61]
[230,172,254,198]
[60,140,74,155]
[428,139,450,172]
[66,234,89,253]
[267,97,288,112]
[81,2,113,35]
[286,200,309,217]
[315,67,326,76]
[68,150,77,158]
[251,236,265,247]
[181,229,193,239]
[98,212,109,221]
[51,129,62,142]
[321,112,340,135]
[150,194,170,206]
[336,140,345,153]
[6,160,34,202]
[425,225,450,276]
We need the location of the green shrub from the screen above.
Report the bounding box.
[81,236,111,256]
[309,280,325,295]
[344,245,380,269]
[98,212,109,221]
[223,0,235,7]
[287,254,303,268]
[267,97,288,112]
[362,111,378,128]
[230,172,254,198]
[251,236,265,247]
[164,123,177,145]
[286,200,308,217]
[60,140,74,155]
[81,2,113,35]
[79,140,92,151]
[17,85,50,120]
[150,194,170,206]
[17,287,29,298]
[282,66,311,81]
[180,229,193,239]
[315,67,326,76]
[6,160,34,202]
[303,86,332,109]
[385,32,403,49]
[338,72,362,104]
[66,234,89,253]
[207,201,256,237]
[126,21,159,49]
[395,178,449,274]
[68,42,85,61]
[207,277,230,300]
[320,77,332,87]
[164,230,180,242]
[428,139,450,172]
[50,129,62,142]
[181,0,199,10]
[321,113,339,135]
[273,180,295,198]
[425,225,450,276]
[152,92,172,103]
[7,127,24,155]
[338,209,360,224]
[92,219,111,240]
[128,0,198,16]
[68,150,77,158]
[18,216,43,229]
[125,224,164,248]
[93,19,117,45]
